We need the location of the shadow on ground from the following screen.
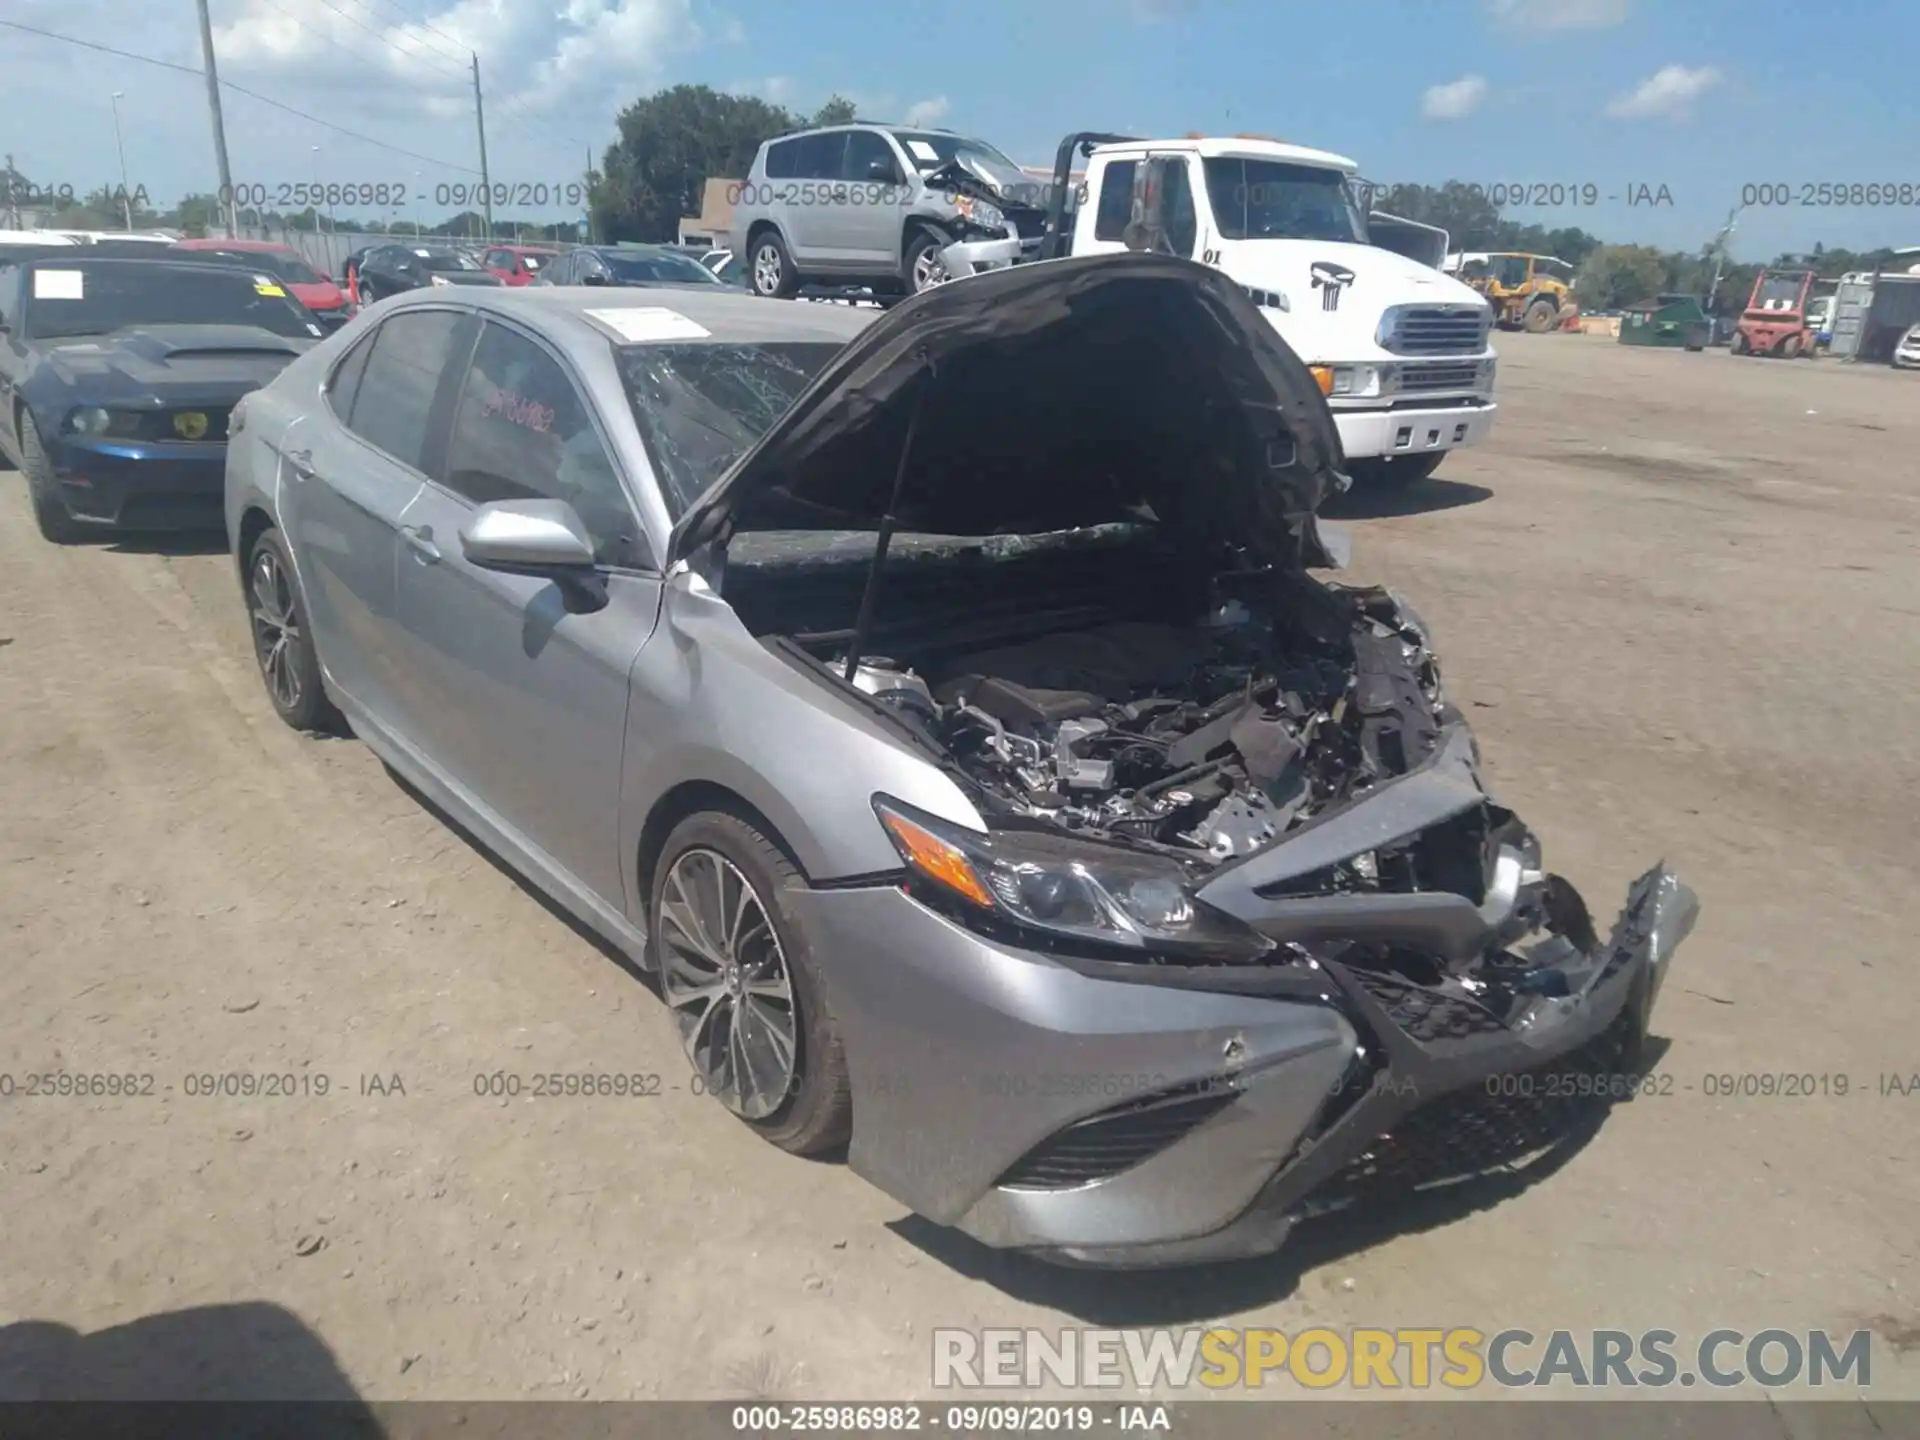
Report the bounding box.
[0,1302,377,1422]
[102,528,231,558]
[1320,477,1492,521]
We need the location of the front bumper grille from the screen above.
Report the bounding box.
[1398,362,1482,392]
[1379,304,1492,356]
[995,1082,1237,1190]
[1345,967,1509,1042]
[1303,1010,1635,1211]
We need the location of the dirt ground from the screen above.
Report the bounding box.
[2,334,1917,1405]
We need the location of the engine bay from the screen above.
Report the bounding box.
[831,577,1449,870]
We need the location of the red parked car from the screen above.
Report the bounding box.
[480,244,560,286]
[170,239,354,328]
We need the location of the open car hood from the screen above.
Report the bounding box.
[666,252,1348,569]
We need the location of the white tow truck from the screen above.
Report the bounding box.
[935,132,1497,488]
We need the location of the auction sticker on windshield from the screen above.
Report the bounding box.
[586,307,712,342]
[33,269,84,300]
[252,275,287,296]
[906,139,940,163]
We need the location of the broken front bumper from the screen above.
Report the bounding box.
[940,236,1025,278]
[789,863,1697,1268]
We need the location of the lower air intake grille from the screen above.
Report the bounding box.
[995,1082,1236,1190]
[1346,969,1509,1042]
[1303,1011,1634,1209]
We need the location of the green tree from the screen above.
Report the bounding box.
[812,93,857,127]
[1575,244,1668,310]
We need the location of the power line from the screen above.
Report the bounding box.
[0,17,479,174]
[250,0,466,89]
[302,0,470,83]
[352,0,475,71]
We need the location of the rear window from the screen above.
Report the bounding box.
[617,342,842,515]
[603,250,724,285]
[419,250,481,272]
[23,262,320,340]
[183,248,323,284]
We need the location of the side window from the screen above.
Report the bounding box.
[793,132,847,180]
[763,139,797,180]
[843,130,900,183]
[0,263,18,329]
[441,321,646,569]
[548,253,571,284]
[343,310,467,472]
[1161,159,1198,258]
[327,328,378,421]
[1094,161,1137,241]
[484,249,509,269]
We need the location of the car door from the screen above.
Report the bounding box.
[390,315,662,907]
[282,307,473,734]
[0,264,26,456]
[829,129,905,268]
[784,131,848,270]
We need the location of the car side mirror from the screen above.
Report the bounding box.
[866,158,898,182]
[459,499,597,574]
[581,271,608,286]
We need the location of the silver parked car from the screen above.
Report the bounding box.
[1894,322,1920,369]
[225,257,1696,1267]
[731,123,1050,299]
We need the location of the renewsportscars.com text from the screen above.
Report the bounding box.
[932,1327,1874,1390]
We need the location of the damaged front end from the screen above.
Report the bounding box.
[680,254,1698,1262]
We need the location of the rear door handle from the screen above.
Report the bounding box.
[401,523,440,562]
[283,447,316,480]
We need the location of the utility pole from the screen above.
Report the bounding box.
[1705,204,1741,312]
[4,154,18,230]
[195,0,237,236]
[110,92,133,229]
[584,144,594,244]
[471,52,494,239]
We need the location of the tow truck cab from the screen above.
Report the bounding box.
[943,134,1498,487]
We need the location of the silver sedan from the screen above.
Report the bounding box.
[225,260,1694,1267]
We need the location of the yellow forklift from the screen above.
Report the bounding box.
[1451,252,1578,332]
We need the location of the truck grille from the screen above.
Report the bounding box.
[1378,305,1491,356]
[1397,362,1482,393]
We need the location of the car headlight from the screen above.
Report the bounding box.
[429,273,453,287]
[67,406,113,435]
[873,796,1273,962]
[952,195,1007,234]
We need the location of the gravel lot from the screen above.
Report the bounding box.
[2,333,1916,1405]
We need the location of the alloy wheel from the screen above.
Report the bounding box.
[658,847,799,1120]
[753,244,782,296]
[249,548,303,713]
[911,245,950,292]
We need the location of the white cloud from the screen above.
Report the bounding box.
[1486,0,1630,29]
[1421,76,1488,121]
[727,76,796,104]
[1605,64,1722,120]
[902,95,951,128]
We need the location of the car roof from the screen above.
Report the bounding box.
[1093,135,1357,172]
[378,285,873,349]
[174,238,293,252]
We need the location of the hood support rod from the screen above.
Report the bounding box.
[843,354,934,683]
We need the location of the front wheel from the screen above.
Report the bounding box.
[1523,299,1559,333]
[651,811,850,1155]
[903,228,952,294]
[247,528,338,732]
[19,411,85,544]
[1347,452,1447,489]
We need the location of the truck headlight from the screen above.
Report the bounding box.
[1328,364,1398,398]
[1479,357,1497,385]
[873,795,1273,962]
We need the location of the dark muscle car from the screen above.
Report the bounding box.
[0,256,321,541]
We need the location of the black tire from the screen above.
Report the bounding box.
[1523,298,1559,333]
[20,410,86,544]
[246,527,338,732]
[1348,452,1446,489]
[902,227,952,294]
[1731,331,1750,356]
[747,229,799,298]
[649,810,851,1156]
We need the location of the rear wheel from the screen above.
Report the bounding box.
[1348,452,1446,489]
[650,811,850,1156]
[19,411,85,544]
[749,230,798,298]
[1523,298,1559,333]
[1779,333,1802,359]
[1732,331,1751,355]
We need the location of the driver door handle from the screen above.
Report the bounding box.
[401,523,440,562]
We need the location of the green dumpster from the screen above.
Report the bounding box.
[1619,293,1712,350]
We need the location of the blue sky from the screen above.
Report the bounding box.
[5,0,1916,259]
